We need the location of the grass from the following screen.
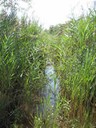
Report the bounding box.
[0,8,96,128]
[0,13,47,128]
[49,9,96,127]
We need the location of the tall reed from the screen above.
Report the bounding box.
[49,9,96,127]
[0,13,46,127]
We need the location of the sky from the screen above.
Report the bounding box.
[18,0,95,29]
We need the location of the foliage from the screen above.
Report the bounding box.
[0,4,96,127]
[49,9,96,127]
[0,11,46,127]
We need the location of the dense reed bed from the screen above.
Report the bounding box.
[0,6,96,128]
[0,12,47,128]
[49,10,96,128]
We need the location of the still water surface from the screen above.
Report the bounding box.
[45,64,59,107]
[38,64,59,117]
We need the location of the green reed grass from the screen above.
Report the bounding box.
[0,14,47,127]
[0,8,96,128]
[48,9,96,127]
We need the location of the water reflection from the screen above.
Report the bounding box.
[37,63,59,118]
[45,64,59,107]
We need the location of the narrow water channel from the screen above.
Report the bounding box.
[37,63,59,119]
[45,64,59,108]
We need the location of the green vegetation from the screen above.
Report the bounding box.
[0,10,47,128]
[0,1,96,127]
[48,10,96,128]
